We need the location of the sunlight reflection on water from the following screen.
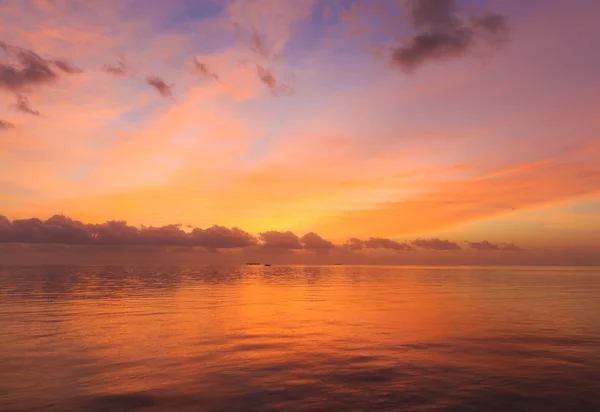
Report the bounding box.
[1,265,599,411]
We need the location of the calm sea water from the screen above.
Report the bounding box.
[0,265,599,411]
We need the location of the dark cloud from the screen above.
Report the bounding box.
[343,237,366,251]
[0,119,15,129]
[392,29,474,71]
[0,215,255,249]
[468,240,522,252]
[300,232,335,253]
[472,12,509,46]
[259,230,303,250]
[102,60,128,76]
[8,218,62,243]
[365,237,413,251]
[341,237,412,251]
[391,0,509,71]
[146,75,173,98]
[0,41,82,92]
[0,215,526,257]
[137,224,189,246]
[190,225,257,249]
[44,215,93,244]
[473,12,507,33]
[257,65,292,96]
[413,238,461,250]
[192,59,220,82]
[15,94,40,116]
[92,220,140,244]
[404,0,455,29]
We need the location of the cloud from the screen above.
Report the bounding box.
[137,224,190,246]
[258,230,303,250]
[43,214,93,243]
[92,220,140,244]
[1,216,91,244]
[231,23,269,57]
[404,0,455,29]
[250,30,270,58]
[472,12,510,48]
[192,58,220,82]
[342,237,366,251]
[468,241,522,252]
[190,225,257,248]
[256,65,292,96]
[341,237,412,251]
[102,60,128,76]
[15,94,40,116]
[0,119,15,129]
[0,215,256,248]
[413,238,461,250]
[300,232,335,253]
[52,59,83,74]
[365,237,413,251]
[0,215,530,258]
[0,41,82,93]
[146,75,173,98]
[391,0,509,71]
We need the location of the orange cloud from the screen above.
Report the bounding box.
[312,159,600,239]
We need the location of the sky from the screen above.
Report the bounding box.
[1,0,599,264]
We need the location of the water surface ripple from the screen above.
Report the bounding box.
[1,265,599,411]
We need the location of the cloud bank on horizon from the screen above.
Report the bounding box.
[0,214,521,255]
[1,0,599,263]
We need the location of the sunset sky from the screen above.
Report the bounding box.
[1,0,599,264]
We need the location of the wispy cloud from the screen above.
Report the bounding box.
[0,41,82,92]
[146,75,173,97]
[250,30,270,58]
[0,119,15,130]
[257,64,292,96]
[14,94,40,116]
[192,58,220,82]
[102,59,128,76]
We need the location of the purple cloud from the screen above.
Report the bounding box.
[102,60,128,76]
[0,215,524,256]
[341,237,412,251]
[413,237,461,251]
[0,41,82,92]
[146,75,173,98]
[259,230,303,250]
[301,232,335,253]
[257,65,292,96]
[191,225,257,249]
[391,0,509,71]
[468,241,522,252]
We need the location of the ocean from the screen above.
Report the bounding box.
[1,265,599,411]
